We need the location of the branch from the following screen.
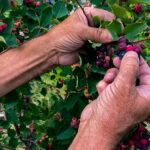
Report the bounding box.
[129,37,150,44]
[75,0,93,26]
[119,0,122,6]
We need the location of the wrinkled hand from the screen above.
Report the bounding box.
[70,51,150,150]
[49,8,114,66]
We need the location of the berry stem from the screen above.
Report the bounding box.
[75,0,92,26]
[129,37,150,44]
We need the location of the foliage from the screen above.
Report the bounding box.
[1,0,150,149]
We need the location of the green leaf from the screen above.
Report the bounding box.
[8,129,16,137]
[0,0,11,14]
[128,0,150,4]
[90,0,103,5]
[93,16,101,27]
[0,36,6,44]
[110,4,131,19]
[3,33,17,47]
[124,23,148,41]
[40,6,52,27]
[57,128,74,140]
[52,1,68,19]
[6,109,18,125]
[65,93,80,111]
[26,10,39,21]
[91,63,106,75]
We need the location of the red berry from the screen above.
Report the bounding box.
[134,4,142,14]
[118,42,127,51]
[105,56,110,62]
[126,45,134,52]
[83,86,88,90]
[35,1,40,7]
[139,125,146,132]
[0,26,3,32]
[140,139,147,145]
[17,39,20,44]
[129,140,135,145]
[121,145,127,149]
[2,23,7,30]
[103,62,109,68]
[41,136,45,140]
[28,0,33,3]
[46,145,52,150]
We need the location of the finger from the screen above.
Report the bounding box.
[104,68,119,83]
[84,7,114,23]
[116,51,139,86]
[83,27,112,43]
[113,57,121,68]
[96,80,108,95]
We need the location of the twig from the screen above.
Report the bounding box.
[129,37,150,44]
[75,0,92,26]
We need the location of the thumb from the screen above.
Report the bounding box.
[83,26,113,43]
[116,51,139,86]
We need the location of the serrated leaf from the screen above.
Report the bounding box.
[40,6,52,27]
[52,1,68,18]
[124,23,148,41]
[57,128,74,140]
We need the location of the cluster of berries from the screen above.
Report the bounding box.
[70,117,80,128]
[84,2,92,7]
[96,45,111,69]
[134,3,142,14]
[116,37,143,59]
[0,20,7,32]
[23,0,40,7]
[58,78,64,85]
[116,125,150,150]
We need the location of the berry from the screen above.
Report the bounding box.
[41,136,45,140]
[139,126,146,132]
[103,62,109,68]
[140,139,147,145]
[118,42,127,51]
[17,39,20,44]
[10,0,16,7]
[46,145,52,150]
[35,1,40,7]
[28,0,33,3]
[117,50,126,59]
[105,56,111,62]
[0,26,3,32]
[118,37,126,43]
[134,4,142,14]
[145,32,149,36]
[98,53,105,59]
[133,45,143,54]
[53,112,61,120]
[126,45,134,52]
[96,60,104,67]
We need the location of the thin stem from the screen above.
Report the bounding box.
[75,0,92,26]
[129,37,150,44]
[0,145,15,150]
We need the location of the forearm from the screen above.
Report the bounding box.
[0,33,57,97]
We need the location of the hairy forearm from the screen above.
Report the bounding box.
[0,33,57,97]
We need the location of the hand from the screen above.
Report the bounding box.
[69,51,150,150]
[49,7,114,66]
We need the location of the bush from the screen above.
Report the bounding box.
[1,0,150,149]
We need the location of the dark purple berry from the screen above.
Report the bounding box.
[118,37,126,44]
[145,32,149,36]
[118,42,127,51]
[98,53,105,59]
[103,62,109,68]
[96,60,104,67]
[116,50,126,59]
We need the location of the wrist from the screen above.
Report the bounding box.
[69,120,120,150]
